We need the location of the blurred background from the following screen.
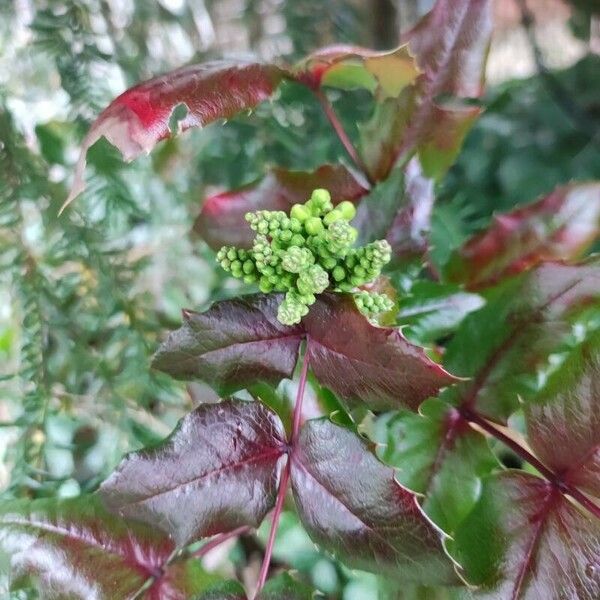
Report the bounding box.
[0,1,598,597]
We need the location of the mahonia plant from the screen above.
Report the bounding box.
[4,1,600,600]
[216,188,393,324]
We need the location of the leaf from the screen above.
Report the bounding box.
[63,61,288,210]
[444,261,600,422]
[396,281,484,344]
[152,294,304,396]
[304,293,457,411]
[195,165,368,250]
[258,572,315,599]
[452,472,600,599]
[100,400,286,546]
[296,44,419,98]
[196,580,247,600]
[0,496,220,600]
[154,293,455,412]
[290,418,458,585]
[376,398,498,533]
[525,333,600,498]
[445,183,600,289]
[359,0,492,181]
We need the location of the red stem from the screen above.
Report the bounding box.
[462,407,600,520]
[253,348,310,597]
[192,525,251,559]
[315,89,373,184]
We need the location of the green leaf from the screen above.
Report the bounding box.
[195,580,247,600]
[259,572,316,599]
[290,418,459,585]
[100,400,286,546]
[376,398,498,533]
[0,496,220,599]
[452,472,600,599]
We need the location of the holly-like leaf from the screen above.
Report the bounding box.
[376,398,498,533]
[525,334,600,498]
[154,293,455,412]
[445,183,600,289]
[296,44,419,98]
[444,261,600,422]
[100,400,286,546]
[63,61,288,210]
[452,472,600,599]
[195,165,367,250]
[359,0,492,181]
[290,419,458,585]
[258,572,315,599]
[152,294,304,395]
[0,496,221,599]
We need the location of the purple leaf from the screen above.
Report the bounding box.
[100,400,286,546]
[63,61,288,210]
[290,418,459,584]
[453,472,600,599]
[445,183,600,289]
[152,294,304,395]
[195,165,368,250]
[0,496,221,599]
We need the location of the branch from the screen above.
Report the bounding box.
[192,525,252,559]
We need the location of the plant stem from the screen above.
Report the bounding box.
[192,525,251,559]
[253,348,310,597]
[315,89,373,184]
[462,407,600,520]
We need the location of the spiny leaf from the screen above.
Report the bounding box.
[152,295,304,396]
[444,261,600,422]
[445,183,600,289]
[525,333,600,499]
[376,398,498,533]
[195,165,367,250]
[63,61,288,210]
[290,418,459,585]
[452,472,600,599]
[0,496,220,600]
[100,400,286,546]
[154,293,456,412]
[359,0,492,181]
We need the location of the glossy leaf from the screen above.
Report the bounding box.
[296,44,419,97]
[452,472,600,599]
[359,0,492,181]
[63,61,288,209]
[195,165,367,250]
[152,294,304,395]
[0,496,220,599]
[376,398,498,533]
[154,293,455,411]
[304,293,457,411]
[100,400,286,546]
[290,418,459,585]
[445,183,600,289]
[444,261,600,422]
[525,334,600,498]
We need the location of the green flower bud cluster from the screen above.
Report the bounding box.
[216,188,392,325]
[353,290,395,319]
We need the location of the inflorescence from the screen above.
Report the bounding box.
[216,189,394,325]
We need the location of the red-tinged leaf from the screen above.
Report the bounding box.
[0,496,221,600]
[152,294,304,396]
[445,183,600,289]
[296,44,419,97]
[100,400,286,546]
[452,472,600,599]
[359,0,492,181]
[376,397,498,533]
[290,419,459,585]
[62,61,288,210]
[444,261,600,422]
[304,294,457,411]
[525,334,600,498]
[195,165,368,250]
[153,293,455,412]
